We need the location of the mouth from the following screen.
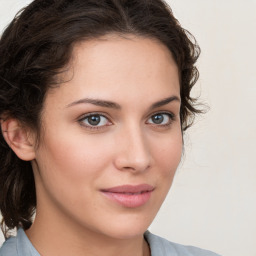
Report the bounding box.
[101,184,154,208]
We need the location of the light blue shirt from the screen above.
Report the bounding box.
[0,228,221,256]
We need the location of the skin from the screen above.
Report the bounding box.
[25,35,182,256]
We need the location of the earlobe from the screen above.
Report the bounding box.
[1,119,36,161]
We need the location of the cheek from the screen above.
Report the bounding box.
[33,135,108,210]
[36,132,112,182]
[152,133,183,174]
[150,135,182,197]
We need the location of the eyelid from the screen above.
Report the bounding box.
[78,112,113,129]
[77,110,176,131]
[146,111,176,125]
[147,111,175,120]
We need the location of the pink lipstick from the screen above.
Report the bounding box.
[101,184,154,208]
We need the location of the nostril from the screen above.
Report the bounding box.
[114,131,151,172]
[116,159,150,173]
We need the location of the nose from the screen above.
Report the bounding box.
[113,126,151,173]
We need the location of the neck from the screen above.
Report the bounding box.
[26,211,150,256]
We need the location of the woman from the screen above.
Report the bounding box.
[0,0,220,255]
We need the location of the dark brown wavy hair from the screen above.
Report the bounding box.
[0,0,201,238]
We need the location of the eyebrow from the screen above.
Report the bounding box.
[66,98,121,109]
[66,95,180,110]
[149,96,180,110]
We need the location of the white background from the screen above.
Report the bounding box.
[0,1,255,256]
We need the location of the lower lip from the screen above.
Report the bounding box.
[101,191,153,208]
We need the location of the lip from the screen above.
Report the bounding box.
[101,184,154,208]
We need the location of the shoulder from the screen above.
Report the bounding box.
[0,236,18,256]
[0,229,39,256]
[145,231,221,256]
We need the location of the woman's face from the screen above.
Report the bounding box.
[31,35,182,239]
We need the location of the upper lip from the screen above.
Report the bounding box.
[101,184,154,193]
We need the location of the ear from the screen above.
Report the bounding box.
[1,118,36,161]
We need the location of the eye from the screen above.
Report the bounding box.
[147,112,174,126]
[79,114,111,128]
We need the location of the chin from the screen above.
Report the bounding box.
[103,226,149,240]
[94,211,156,240]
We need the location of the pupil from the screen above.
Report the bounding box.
[153,114,163,124]
[88,115,100,125]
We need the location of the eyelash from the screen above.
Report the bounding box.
[78,112,112,130]
[78,112,175,130]
[146,112,175,128]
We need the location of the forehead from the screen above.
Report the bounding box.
[71,34,177,76]
[46,35,180,109]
